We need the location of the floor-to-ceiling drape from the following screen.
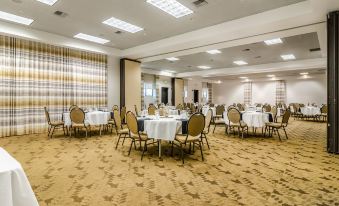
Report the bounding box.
[0,35,107,137]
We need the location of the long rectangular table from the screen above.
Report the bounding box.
[0,148,39,206]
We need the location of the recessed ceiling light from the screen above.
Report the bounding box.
[281,54,296,60]
[233,60,248,66]
[36,0,58,6]
[267,74,275,78]
[102,17,143,33]
[197,66,211,69]
[146,0,193,18]
[239,77,248,79]
[300,72,309,75]
[166,57,179,61]
[164,70,176,73]
[0,11,34,25]
[206,49,221,54]
[74,33,110,44]
[264,38,283,45]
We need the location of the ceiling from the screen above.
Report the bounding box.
[0,0,305,49]
[204,67,326,81]
[142,32,322,73]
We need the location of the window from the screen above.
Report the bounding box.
[144,83,154,97]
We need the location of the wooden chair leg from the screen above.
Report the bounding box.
[276,129,281,141]
[141,141,147,160]
[199,141,204,161]
[283,127,288,139]
[180,144,184,164]
[128,140,134,156]
[50,126,55,138]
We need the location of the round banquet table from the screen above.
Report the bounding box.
[137,115,188,157]
[63,111,111,126]
[141,109,180,116]
[0,148,39,206]
[224,111,271,128]
[300,106,321,116]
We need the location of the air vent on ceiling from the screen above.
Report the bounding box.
[115,31,123,34]
[309,48,321,52]
[54,11,68,17]
[243,48,251,52]
[193,0,208,7]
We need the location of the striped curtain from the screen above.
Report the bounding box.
[0,35,107,137]
[244,82,252,105]
[276,80,286,104]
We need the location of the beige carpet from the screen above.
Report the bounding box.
[1,119,339,206]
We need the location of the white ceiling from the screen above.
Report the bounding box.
[0,0,305,49]
[142,32,321,73]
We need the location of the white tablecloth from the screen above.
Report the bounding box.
[0,148,39,206]
[63,111,111,126]
[300,107,321,116]
[224,111,270,128]
[142,116,184,141]
[141,109,180,116]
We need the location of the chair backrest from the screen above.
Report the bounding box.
[158,108,165,116]
[69,105,78,111]
[120,106,126,122]
[187,113,205,137]
[44,107,51,124]
[204,109,213,132]
[148,105,156,115]
[263,105,271,112]
[209,103,215,107]
[134,105,139,116]
[70,108,85,124]
[282,110,291,126]
[227,105,236,110]
[227,108,241,124]
[321,105,328,114]
[112,105,119,111]
[216,105,225,115]
[190,104,196,113]
[271,106,277,119]
[126,111,138,135]
[113,110,122,131]
[176,104,183,110]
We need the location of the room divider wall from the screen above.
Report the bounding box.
[327,11,339,154]
[0,35,108,137]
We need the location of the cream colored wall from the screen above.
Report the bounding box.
[174,78,184,106]
[107,55,120,109]
[124,60,141,112]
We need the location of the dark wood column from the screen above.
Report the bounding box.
[327,11,339,154]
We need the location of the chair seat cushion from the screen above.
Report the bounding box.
[266,122,282,128]
[72,123,89,127]
[130,132,149,141]
[230,121,247,128]
[118,128,129,134]
[108,120,115,124]
[175,134,200,143]
[214,119,224,124]
[50,121,64,126]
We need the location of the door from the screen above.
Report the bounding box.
[161,87,169,104]
[193,90,199,103]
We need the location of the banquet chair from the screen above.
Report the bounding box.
[134,105,140,116]
[319,105,328,122]
[202,109,213,149]
[227,108,248,138]
[264,110,291,141]
[176,104,183,110]
[112,105,119,111]
[44,107,65,138]
[172,113,205,164]
[126,111,154,160]
[69,107,90,138]
[69,105,78,111]
[271,106,278,122]
[120,106,126,124]
[209,103,215,107]
[148,105,156,115]
[213,105,225,133]
[113,110,129,149]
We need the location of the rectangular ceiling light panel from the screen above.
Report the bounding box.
[36,0,58,6]
[147,0,193,18]
[74,33,110,44]
[103,17,143,33]
[0,11,34,25]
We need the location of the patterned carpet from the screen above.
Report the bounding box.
[1,119,339,206]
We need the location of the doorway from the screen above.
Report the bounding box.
[193,90,199,103]
[161,87,169,104]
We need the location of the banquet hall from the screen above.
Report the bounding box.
[1,0,339,206]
